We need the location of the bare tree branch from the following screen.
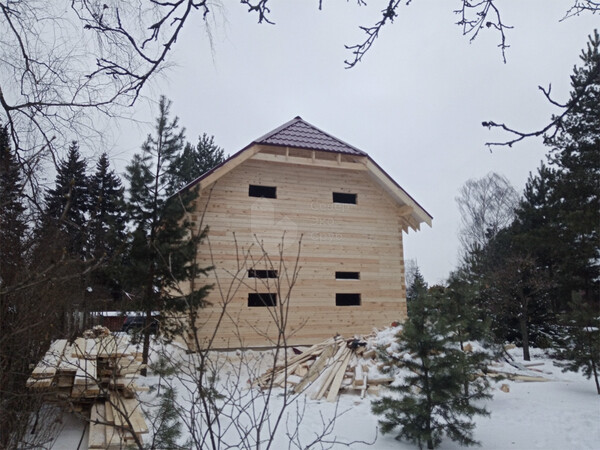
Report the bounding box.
[482,62,600,148]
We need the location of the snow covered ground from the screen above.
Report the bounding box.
[50,332,600,449]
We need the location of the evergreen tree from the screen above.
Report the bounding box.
[512,164,563,314]
[445,270,494,349]
[372,289,491,449]
[472,227,553,360]
[544,30,600,304]
[168,132,226,193]
[125,96,209,374]
[0,125,27,286]
[552,293,600,394]
[43,141,90,258]
[87,153,127,302]
[406,266,427,316]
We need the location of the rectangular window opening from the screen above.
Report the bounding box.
[248,269,278,279]
[249,185,277,199]
[333,192,356,204]
[335,271,360,280]
[336,293,361,306]
[248,293,277,307]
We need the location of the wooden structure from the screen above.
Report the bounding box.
[27,329,149,448]
[178,117,432,348]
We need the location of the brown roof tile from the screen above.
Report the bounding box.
[255,116,367,156]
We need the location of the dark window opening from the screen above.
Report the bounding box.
[249,185,277,198]
[336,271,360,280]
[248,269,278,278]
[248,293,277,307]
[333,192,356,204]
[336,293,361,306]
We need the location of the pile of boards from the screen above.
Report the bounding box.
[255,336,552,401]
[27,328,149,449]
[255,335,393,401]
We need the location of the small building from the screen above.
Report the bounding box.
[180,117,431,348]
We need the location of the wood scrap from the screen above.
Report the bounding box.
[293,342,337,393]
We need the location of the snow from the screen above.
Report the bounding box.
[48,332,600,449]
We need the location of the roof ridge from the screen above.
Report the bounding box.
[254,116,368,156]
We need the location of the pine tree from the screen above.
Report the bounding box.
[552,293,600,394]
[43,141,90,258]
[544,30,600,304]
[445,270,494,348]
[125,96,209,374]
[168,133,226,193]
[372,288,491,449]
[87,153,127,302]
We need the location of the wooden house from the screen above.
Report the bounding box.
[179,117,432,348]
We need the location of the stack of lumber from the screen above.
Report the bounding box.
[27,330,149,448]
[255,336,552,401]
[255,335,391,401]
[88,395,149,449]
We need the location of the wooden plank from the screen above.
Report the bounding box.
[110,394,149,435]
[326,348,353,402]
[31,339,68,379]
[71,338,87,359]
[86,338,99,359]
[353,364,364,387]
[251,152,368,171]
[366,376,394,385]
[294,343,337,393]
[89,403,107,449]
[312,345,348,400]
[104,401,121,449]
[271,342,331,386]
[122,399,149,434]
[74,359,97,385]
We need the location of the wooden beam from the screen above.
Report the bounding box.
[397,205,413,217]
[251,152,368,171]
[198,145,262,189]
[364,159,432,229]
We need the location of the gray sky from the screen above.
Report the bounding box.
[106,1,597,284]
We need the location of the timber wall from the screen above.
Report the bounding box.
[185,147,408,348]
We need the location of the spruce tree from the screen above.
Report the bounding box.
[125,96,209,374]
[406,266,427,316]
[372,288,491,449]
[87,153,127,302]
[168,133,226,193]
[43,141,90,258]
[0,125,27,286]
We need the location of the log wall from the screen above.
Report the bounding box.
[185,147,408,348]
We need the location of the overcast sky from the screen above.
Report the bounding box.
[104,1,597,284]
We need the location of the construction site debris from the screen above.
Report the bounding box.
[255,335,552,401]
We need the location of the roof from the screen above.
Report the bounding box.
[255,116,367,156]
[178,117,432,230]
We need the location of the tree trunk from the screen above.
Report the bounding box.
[591,355,600,395]
[141,307,152,377]
[519,315,530,361]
